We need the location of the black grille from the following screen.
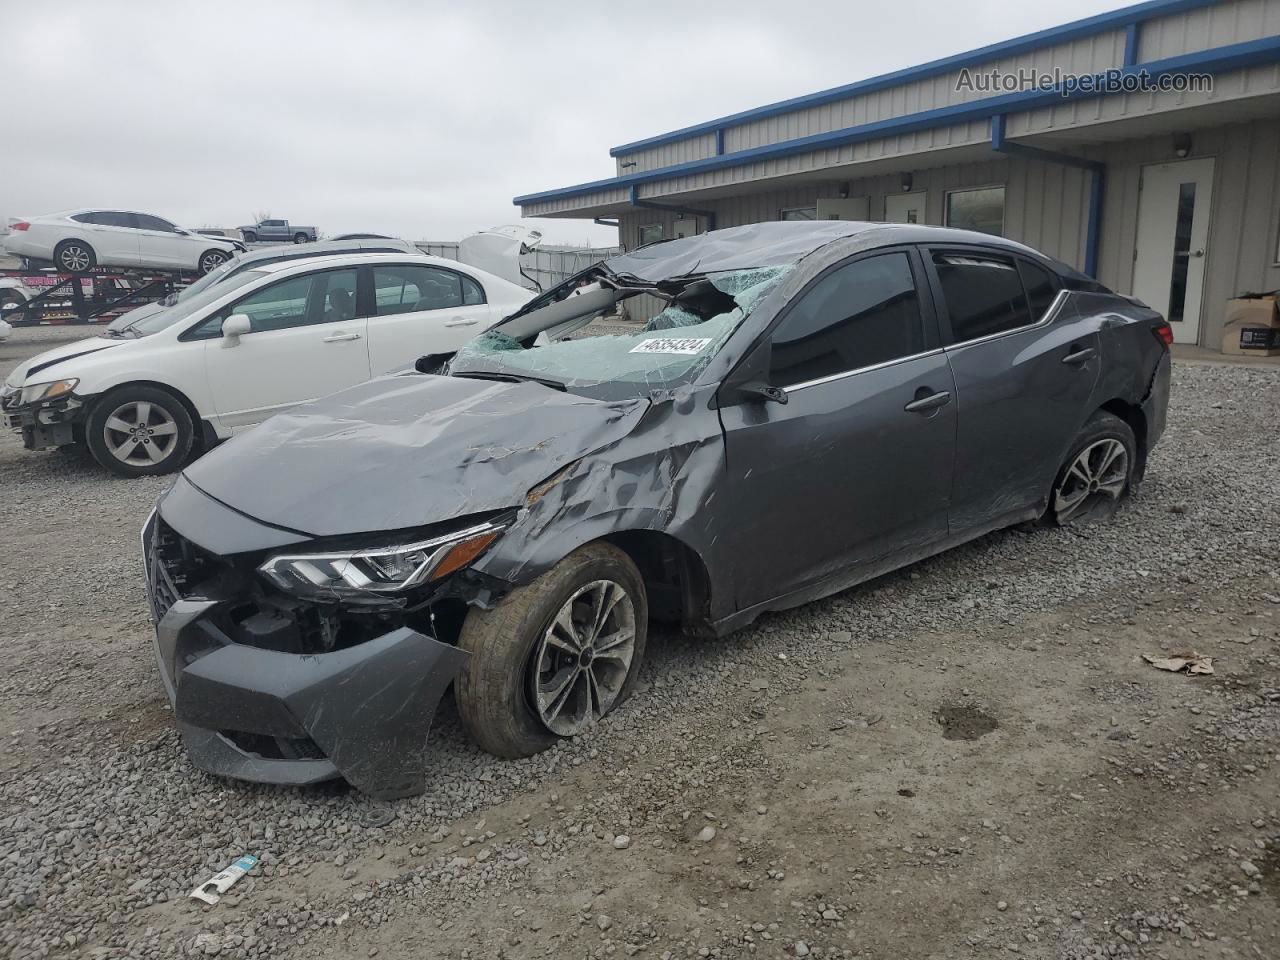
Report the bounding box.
[144,515,224,621]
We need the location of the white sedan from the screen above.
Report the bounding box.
[1,252,533,476]
[4,210,242,275]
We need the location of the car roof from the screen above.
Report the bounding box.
[601,220,1048,282]
[232,239,417,269]
[253,251,457,274]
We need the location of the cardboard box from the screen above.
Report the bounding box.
[1221,295,1280,356]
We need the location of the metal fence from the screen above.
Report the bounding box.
[415,241,621,292]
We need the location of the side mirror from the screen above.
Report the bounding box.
[222,313,252,343]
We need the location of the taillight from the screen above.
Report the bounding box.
[11,221,30,231]
[1152,322,1174,346]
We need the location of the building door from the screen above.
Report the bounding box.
[1133,158,1215,345]
[885,191,927,224]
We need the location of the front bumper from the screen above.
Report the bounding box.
[1,394,86,450]
[145,512,468,799]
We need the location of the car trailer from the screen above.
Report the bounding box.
[0,264,196,326]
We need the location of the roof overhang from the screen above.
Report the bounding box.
[516,33,1280,219]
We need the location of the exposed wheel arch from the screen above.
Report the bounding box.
[1097,398,1148,481]
[602,530,714,634]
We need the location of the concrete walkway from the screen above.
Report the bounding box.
[1171,343,1280,368]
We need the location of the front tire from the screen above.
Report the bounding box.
[242,231,258,244]
[54,240,96,274]
[1046,411,1136,526]
[85,385,195,478]
[455,542,648,758]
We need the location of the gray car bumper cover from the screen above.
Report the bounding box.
[154,599,467,799]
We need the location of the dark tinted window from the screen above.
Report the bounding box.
[768,252,923,388]
[74,211,135,228]
[933,252,1032,343]
[135,214,179,233]
[1018,259,1058,321]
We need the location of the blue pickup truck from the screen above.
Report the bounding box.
[238,219,318,244]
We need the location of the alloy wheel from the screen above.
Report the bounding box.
[1054,438,1128,524]
[200,251,229,274]
[531,579,637,736]
[59,245,91,272]
[102,400,179,466]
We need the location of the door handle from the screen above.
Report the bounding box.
[1061,346,1097,365]
[322,331,362,342]
[444,317,478,327]
[904,390,952,413]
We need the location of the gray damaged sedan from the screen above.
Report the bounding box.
[144,221,1172,798]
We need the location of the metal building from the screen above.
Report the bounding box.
[514,0,1280,349]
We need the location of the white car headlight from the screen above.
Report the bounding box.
[20,378,79,405]
[258,522,504,601]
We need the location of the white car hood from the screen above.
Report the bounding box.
[4,336,122,388]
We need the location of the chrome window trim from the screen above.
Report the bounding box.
[943,287,1071,351]
[781,348,946,394]
[778,288,1071,394]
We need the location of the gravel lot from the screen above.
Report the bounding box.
[1,325,1277,960]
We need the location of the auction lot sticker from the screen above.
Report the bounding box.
[629,337,713,355]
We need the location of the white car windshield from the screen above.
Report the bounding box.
[449,266,789,400]
[126,270,269,337]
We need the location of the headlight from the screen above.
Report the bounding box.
[258,522,504,600]
[20,378,79,405]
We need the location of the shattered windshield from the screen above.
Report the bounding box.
[449,266,790,399]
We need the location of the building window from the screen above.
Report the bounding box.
[638,223,664,246]
[945,186,1005,236]
[780,206,817,221]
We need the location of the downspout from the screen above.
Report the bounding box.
[629,185,718,231]
[991,114,1104,278]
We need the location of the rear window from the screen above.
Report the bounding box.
[933,252,1032,342]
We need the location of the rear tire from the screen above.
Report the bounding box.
[198,249,230,274]
[455,543,648,758]
[54,240,96,274]
[293,233,309,244]
[1044,411,1136,526]
[85,385,195,478]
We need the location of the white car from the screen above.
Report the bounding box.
[4,210,242,275]
[1,252,533,477]
[0,316,11,342]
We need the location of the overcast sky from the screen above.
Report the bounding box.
[4,0,1132,248]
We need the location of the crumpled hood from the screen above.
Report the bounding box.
[182,374,649,538]
[4,336,122,388]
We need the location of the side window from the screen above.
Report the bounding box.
[80,211,134,228]
[228,268,358,332]
[372,265,472,316]
[461,274,485,305]
[768,252,924,388]
[932,252,1032,343]
[1017,259,1059,321]
[135,214,179,233]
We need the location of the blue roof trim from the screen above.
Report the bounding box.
[608,0,1216,157]
[514,34,1280,207]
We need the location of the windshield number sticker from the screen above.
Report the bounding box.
[629,337,713,356]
